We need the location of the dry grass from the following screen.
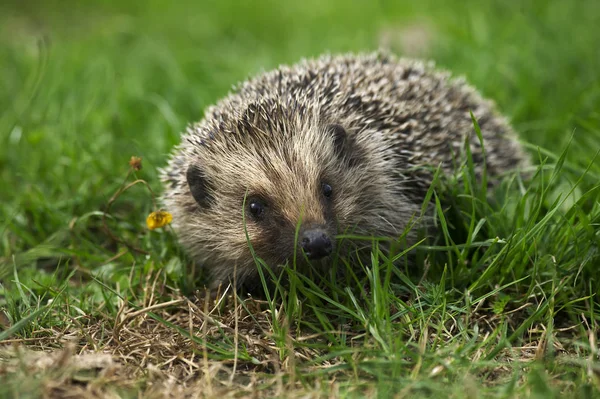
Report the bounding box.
[2,282,596,398]
[1,289,367,398]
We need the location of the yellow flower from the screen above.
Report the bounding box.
[129,156,143,171]
[146,210,173,230]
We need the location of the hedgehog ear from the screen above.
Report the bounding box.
[328,124,362,166]
[328,124,349,157]
[186,164,212,208]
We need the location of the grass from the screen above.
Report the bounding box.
[1,0,600,397]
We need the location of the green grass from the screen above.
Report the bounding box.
[1,0,600,397]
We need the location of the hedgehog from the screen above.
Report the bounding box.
[161,52,527,292]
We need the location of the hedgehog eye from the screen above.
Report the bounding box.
[248,199,266,219]
[322,183,333,198]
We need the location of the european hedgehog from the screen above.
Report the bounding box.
[161,52,527,291]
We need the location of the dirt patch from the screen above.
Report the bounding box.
[0,292,345,398]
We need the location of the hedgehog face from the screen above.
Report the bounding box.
[166,103,419,288]
[181,118,345,273]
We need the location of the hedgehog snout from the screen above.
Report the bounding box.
[300,228,333,260]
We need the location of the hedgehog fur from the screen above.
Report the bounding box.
[161,52,527,291]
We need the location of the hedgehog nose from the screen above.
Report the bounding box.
[300,229,333,260]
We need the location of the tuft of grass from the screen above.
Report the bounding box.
[1,0,600,397]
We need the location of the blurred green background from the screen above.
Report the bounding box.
[1,0,599,255]
[1,3,600,395]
